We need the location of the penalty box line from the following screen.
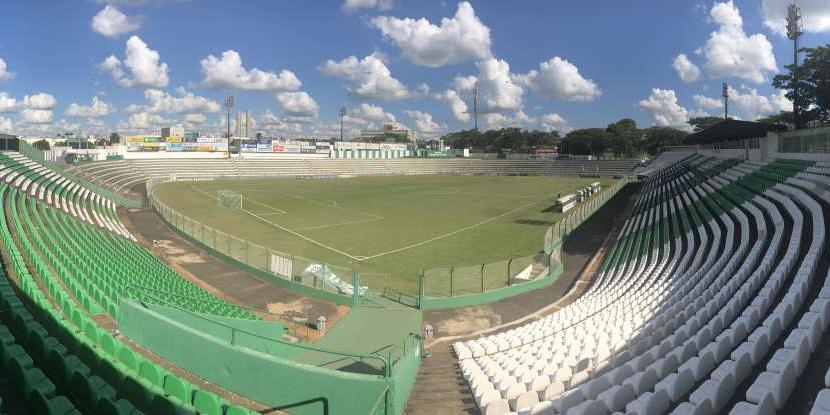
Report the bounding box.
[191,185,287,214]
[241,207,364,261]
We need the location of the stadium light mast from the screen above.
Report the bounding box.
[224,96,233,158]
[339,106,346,141]
[473,81,479,131]
[722,82,729,120]
[786,2,802,128]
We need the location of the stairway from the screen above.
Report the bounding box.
[404,344,479,415]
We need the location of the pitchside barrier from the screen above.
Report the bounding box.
[146,176,631,309]
[417,178,630,308]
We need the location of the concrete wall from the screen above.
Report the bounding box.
[763,127,830,162]
[119,299,393,415]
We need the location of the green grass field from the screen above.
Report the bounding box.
[154,175,615,294]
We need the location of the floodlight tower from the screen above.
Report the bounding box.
[722,82,729,120]
[473,81,479,131]
[786,2,802,127]
[224,96,233,158]
[339,106,346,141]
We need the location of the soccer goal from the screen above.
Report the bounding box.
[217,190,242,210]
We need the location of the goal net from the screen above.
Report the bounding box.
[217,190,242,210]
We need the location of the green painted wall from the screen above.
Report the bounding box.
[120,299,391,415]
[419,262,563,309]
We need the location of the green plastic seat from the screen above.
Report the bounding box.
[150,394,191,415]
[138,360,164,387]
[97,396,144,415]
[95,355,125,390]
[121,375,152,412]
[192,390,223,415]
[117,346,139,373]
[225,405,254,415]
[47,350,90,389]
[162,375,192,404]
[70,372,116,412]
[26,389,81,415]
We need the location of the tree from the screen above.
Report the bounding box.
[562,128,611,156]
[757,111,793,126]
[109,133,121,144]
[773,44,830,127]
[642,127,688,155]
[32,140,51,151]
[440,128,561,153]
[606,118,640,157]
[688,116,723,133]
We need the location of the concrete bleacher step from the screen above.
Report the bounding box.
[405,345,478,415]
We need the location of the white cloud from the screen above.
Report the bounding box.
[673,54,701,83]
[0,58,15,82]
[433,89,469,123]
[275,91,319,118]
[345,103,396,125]
[22,93,57,110]
[342,0,392,13]
[762,0,830,36]
[637,88,692,131]
[65,96,116,117]
[371,2,491,67]
[514,57,601,102]
[319,53,410,100]
[702,1,776,83]
[484,111,570,132]
[91,5,141,38]
[101,36,169,88]
[201,50,301,92]
[404,110,446,138]
[468,58,524,113]
[730,87,792,120]
[119,111,168,131]
[20,109,54,124]
[0,116,11,132]
[693,94,722,110]
[0,93,17,112]
[126,89,220,114]
[696,86,792,120]
[184,113,207,124]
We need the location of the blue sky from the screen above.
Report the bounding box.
[0,0,828,139]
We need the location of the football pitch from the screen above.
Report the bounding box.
[154,175,615,293]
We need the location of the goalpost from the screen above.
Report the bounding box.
[217,190,242,210]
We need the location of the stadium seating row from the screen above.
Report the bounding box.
[64,158,639,198]
[0,153,133,240]
[452,156,830,414]
[0,154,262,414]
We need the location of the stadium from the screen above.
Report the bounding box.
[2,1,830,415]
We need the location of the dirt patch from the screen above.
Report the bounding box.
[435,305,502,336]
[266,298,315,317]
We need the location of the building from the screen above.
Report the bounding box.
[235,111,252,138]
[359,122,417,143]
[161,127,185,139]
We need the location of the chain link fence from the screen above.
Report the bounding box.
[147,178,367,302]
[420,178,630,298]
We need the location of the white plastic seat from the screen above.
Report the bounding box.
[810,389,830,415]
[745,365,796,410]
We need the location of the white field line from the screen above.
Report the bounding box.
[190,185,287,214]
[247,189,383,220]
[357,194,555,262]
[241,207,362,261]
[292,217,381,231]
